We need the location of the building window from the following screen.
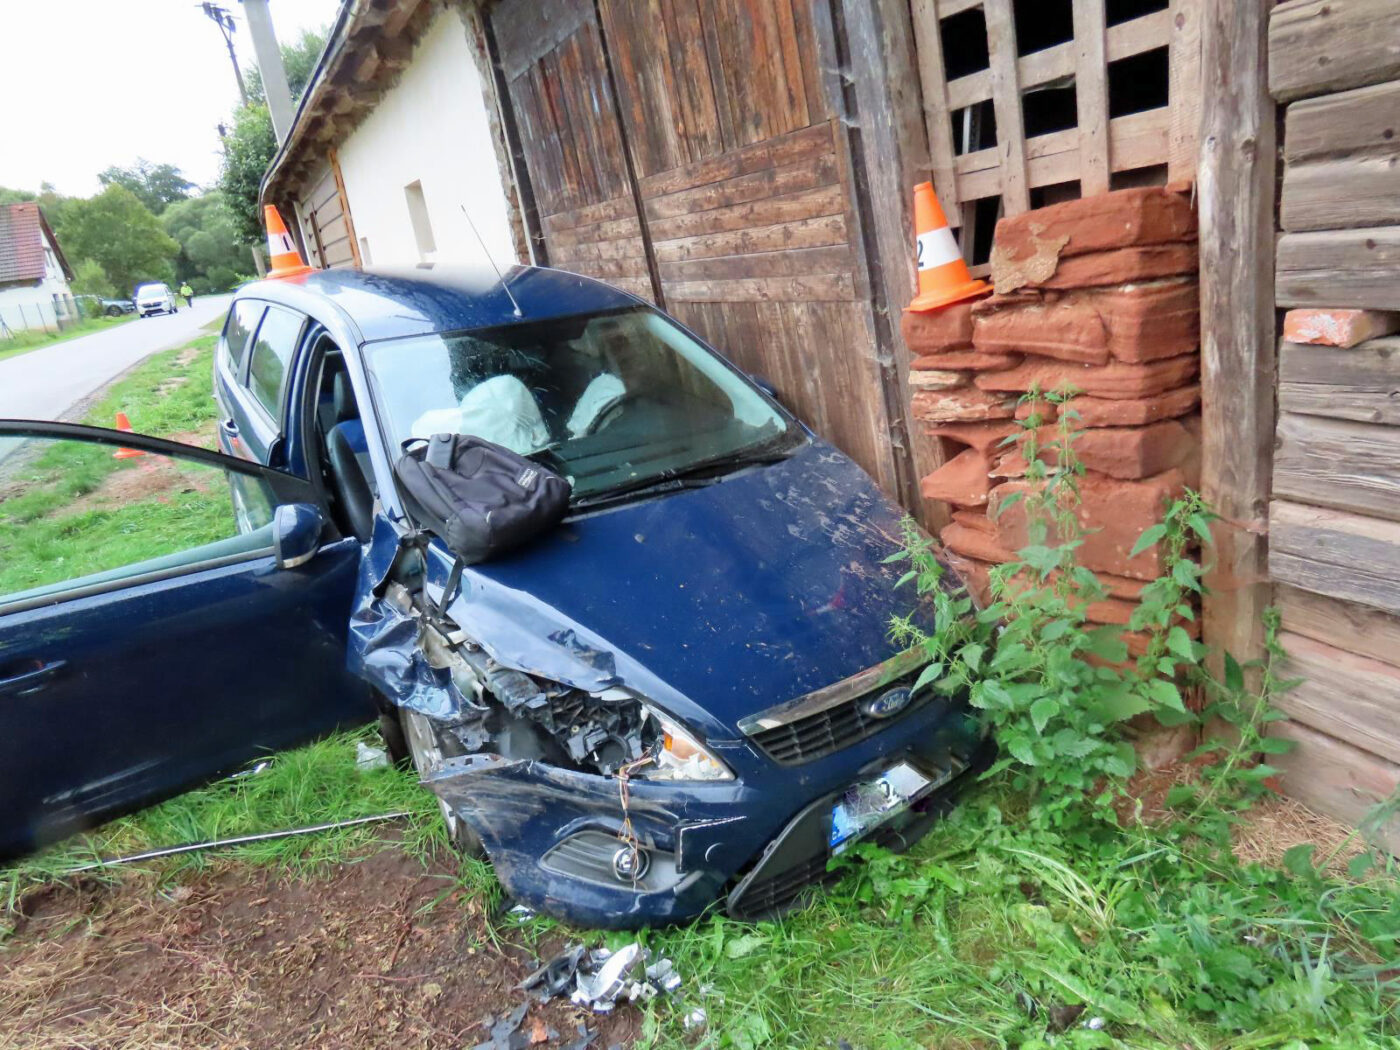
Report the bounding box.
[360,236,372,265]
[404,180,436,264]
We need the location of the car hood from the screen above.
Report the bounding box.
[438,441,938,736]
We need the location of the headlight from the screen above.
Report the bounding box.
[636,706,734,782]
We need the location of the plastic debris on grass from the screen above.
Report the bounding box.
[518,940,695,1021]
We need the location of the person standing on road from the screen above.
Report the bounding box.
[179,282,194,307]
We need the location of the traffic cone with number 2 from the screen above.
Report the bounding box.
[907,181,988,312]
[264,205,317,280]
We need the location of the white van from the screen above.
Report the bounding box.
[134,283,177,317]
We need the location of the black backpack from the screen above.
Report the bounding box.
[394,434,571,565]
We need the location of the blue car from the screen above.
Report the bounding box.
[0,265,984,926]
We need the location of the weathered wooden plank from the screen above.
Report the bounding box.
[1270,719,1400,854]
[1167,0,1203,182]
[909,0,962,227]
[665,273,856,303]
[1276,227,1400,309]
[545,254,650,280]
[652,213,848,262]
[541,194,638,234]
[1284,79,1400,163]
[492,0,590,82]
[543,235,648,263]
[658,244,854,281]
[1268,0,1400,103]
[1073,0,1111,195]
[1278,338,1400,425]
[982,0,1029,213]
[1273,412,1400,522]
[1199,0,1277,677]
[1270,500,1400,615]
[1277,632,1400,765]
[644,154,839,220]
[1281,156,1400,232]
[545,213,643,249]
[955,107,1170,199]
[1277,584,1400,667]
[637,124,833,198]
[646,184,845,242]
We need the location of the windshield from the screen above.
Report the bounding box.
[135,284,165,298]
[365,307,793,500]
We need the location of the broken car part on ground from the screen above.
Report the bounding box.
[0,266,986,926]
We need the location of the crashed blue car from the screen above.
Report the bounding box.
[0,266,984,926]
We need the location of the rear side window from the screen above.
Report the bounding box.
[246,306,305,418]
[222,300,265,371]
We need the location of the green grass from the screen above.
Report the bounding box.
[0,337,228,594]
[0,313,135,363]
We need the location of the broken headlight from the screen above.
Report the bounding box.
[635,706,734,782]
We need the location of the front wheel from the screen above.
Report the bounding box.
[399,708,486,858]
[106,306,121,317]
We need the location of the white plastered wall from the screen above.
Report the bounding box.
[335,9,517,272]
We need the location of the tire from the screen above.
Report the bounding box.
[399,708,486,857]
[106,306,121,317]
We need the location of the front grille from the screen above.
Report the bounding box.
[727,852,835,921]
[748,674,926,766]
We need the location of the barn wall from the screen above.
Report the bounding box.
[1264,0,1400,850]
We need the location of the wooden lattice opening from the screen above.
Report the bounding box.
[911,0,1201,272]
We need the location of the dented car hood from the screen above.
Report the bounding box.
[436,440,929,735]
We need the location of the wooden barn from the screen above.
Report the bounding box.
[262,0,1400,847]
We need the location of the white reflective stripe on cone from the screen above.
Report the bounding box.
[916,226,962,271]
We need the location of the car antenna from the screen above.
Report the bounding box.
[460,203,522,317]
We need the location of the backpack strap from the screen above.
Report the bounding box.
[435,555,466,622]
[425,433,455,469]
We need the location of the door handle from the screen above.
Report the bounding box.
[220,418,239,436]
[0,659,68,697]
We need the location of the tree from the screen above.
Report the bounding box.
[70,258,116,300]
[98,159,194,214]
[244,27,326,105]
[57,185,180,296]
[219,27,327,245]
[163,192,250,293]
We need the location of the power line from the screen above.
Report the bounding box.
[198,2,248,106]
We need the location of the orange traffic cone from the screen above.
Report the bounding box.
[112,411,145,460]
[264,205,317,280]
[907,182,989,312]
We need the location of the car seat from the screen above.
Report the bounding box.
[326,373,375,541]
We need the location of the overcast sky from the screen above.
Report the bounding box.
[0,0,340,197]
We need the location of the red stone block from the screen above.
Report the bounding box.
[912,350,1022,372]
[908,369,968,390]
[912,387,1016,423]
[1088,279,1199,362]
[995,186,1197,262]
[972,297,1110,365]
[992,421,1195,480]
[1282,308,1400,348]
[952,509,996,533]
[940,520,1017,565]
[1037,244,1199,291]
[1066,385,1200,426]
[974,355,1199,400]
[901,300,976,353]
[920,447,992,508]
[990,469,1187,580]
[927,420,1021,453]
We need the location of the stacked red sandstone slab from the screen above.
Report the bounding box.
[905,187,1201,653]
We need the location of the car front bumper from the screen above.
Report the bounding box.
[423,696,987,928]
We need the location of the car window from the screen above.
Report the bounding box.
[246,306,305,419]
[0,435,278,606]
[221,300,265,371]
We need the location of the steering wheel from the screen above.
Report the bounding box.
[583,392,640,437]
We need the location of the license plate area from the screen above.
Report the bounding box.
[829,760,955,852]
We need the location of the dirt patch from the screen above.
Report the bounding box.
[157,376,190,396]
[175,347,201,367]
[59,456,215,519]
[1,849,638,1050]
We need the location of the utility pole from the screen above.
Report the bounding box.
[239,0,295,144]
[200,2,247,106]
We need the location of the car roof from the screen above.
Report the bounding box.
[234,264,643,344]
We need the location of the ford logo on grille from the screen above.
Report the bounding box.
[861,686,913,720]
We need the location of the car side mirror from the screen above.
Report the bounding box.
[749,373,779,400]
[273,503,326,569]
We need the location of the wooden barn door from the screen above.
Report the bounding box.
[490,0,903,495]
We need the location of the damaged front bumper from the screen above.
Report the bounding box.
[422,700,986,929]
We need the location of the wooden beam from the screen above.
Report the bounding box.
[1072,0,1110,195]
[1278,338,1400,426]
[1270,500,1400,615]
[1273,412,1400,522]
[1268,0,1400,103]
[1271,719,1400,854]
[1277,584,1400,667]
[981,0,1028,213]
[328,149,361,268]
[909,0,963,228]
[1276,227,1400,309]
[1197,0,1276,670]
[1277,632,1400,766]
[1167,0,1203,182]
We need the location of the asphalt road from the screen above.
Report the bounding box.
[0,294,232,423]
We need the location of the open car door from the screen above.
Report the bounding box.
[0,421,375,858]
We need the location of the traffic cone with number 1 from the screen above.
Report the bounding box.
[264,205,317,280]
[907,181,988,312]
